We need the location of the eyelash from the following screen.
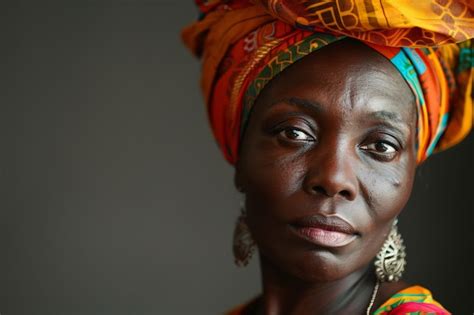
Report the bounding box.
[276,127,315,142]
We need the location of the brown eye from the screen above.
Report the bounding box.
[364,141,396,153]
[360,141,398,161]
[279,128,314,142]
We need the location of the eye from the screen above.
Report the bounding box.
[360,140,399,161]
[361,141,396,153]
[279,128,315,142]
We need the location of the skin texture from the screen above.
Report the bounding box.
[234,39,418,315]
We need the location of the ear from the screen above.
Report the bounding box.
[234,160,246,193]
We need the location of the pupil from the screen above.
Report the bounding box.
[287,130,299,138]
[375,142,387,152]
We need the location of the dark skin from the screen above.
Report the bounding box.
[234,39,418,315]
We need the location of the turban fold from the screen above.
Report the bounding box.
[182,0,474,164]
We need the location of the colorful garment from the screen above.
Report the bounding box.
[225,285,449,315]
[374,286,449,314]
[182,0,473,165]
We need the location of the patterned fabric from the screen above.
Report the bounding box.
[254,0,473,46]
[374,285,449,314]
[182,0,473,164]
[224,285,450,315]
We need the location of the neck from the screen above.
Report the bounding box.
[255,255,377,315]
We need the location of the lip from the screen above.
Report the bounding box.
[290,214,358,248]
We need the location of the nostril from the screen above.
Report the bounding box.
[339,190,351,199]
[312,185,353,199]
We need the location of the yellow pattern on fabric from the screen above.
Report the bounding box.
[373,285,447,314]
[257,0,473,46]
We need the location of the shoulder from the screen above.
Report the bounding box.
[374,284,450,314]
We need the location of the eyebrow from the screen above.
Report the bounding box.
[269,97,323,113]
[367,110,411,133]
[368,110,404,124]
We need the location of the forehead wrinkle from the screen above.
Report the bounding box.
[356,68,413,105]
[340,67,414,118]
[367,110,412,134]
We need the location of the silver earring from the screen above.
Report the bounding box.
[374,219,407,282]
[233,200,256,267]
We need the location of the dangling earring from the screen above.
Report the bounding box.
[374,219,407,282]
[233,200,256,267]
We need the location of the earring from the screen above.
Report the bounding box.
[233,200,256,267]
[374,219,407,282]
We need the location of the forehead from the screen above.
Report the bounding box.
[251,39,416,124]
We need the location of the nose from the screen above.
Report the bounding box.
[303,145,358,201]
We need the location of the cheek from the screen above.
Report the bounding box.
[240,147,308,259]
[240,133,307,205]
[244,153,305,217]
[359,156,415,224]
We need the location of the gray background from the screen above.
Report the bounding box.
[1,1,472,314]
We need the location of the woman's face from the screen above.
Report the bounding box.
[235,39,418,282]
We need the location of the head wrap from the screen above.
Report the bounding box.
[182,0,473,164]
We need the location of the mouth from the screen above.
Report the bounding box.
[289,214,358,248]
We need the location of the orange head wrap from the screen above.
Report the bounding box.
[183,0,473,164]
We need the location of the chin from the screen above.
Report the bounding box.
[261,245,362,283]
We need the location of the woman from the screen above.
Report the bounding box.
[182,1,473,314]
